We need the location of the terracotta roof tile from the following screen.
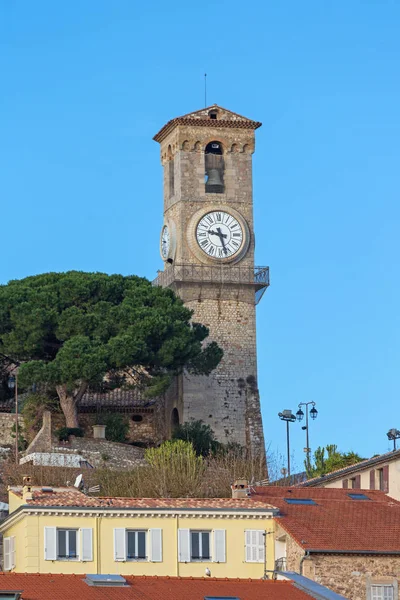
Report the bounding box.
[14,488,275,511]
[251,486,400,553]
[153,105,261,142]
[0,573,315,600]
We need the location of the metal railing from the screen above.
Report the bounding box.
[275,557,287,572]
[153,263,270,291]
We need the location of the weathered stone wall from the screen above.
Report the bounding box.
[305,554,400,600]
[157,109,265,456]
[0,413,24,446]
[78,411,158,445]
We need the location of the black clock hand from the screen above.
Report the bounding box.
[209,229,227,238]
[216,227,228,255]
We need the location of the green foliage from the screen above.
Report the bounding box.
[0,271,223,424]
[10,422,28,451]
[97,413,129,443]
[21,393,61,438]
[306,444,365,478]
[56,427,84,441]
[144,440,205,497]
[172,420,221,457]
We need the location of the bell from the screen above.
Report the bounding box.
[206,169,223,187]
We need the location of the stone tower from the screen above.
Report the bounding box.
[153,105,269,457]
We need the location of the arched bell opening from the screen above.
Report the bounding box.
[205,141,224,194]
[171,408,180,433]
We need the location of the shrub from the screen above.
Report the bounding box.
[56,427,84,442]
[97,413,129,443]
[172,420,221,457]
[21,393,61,441]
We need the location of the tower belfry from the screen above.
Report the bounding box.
[153,105,269,456]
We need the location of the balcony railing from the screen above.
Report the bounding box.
[274,557,287,572]
[153,264,269,300]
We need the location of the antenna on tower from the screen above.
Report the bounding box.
[204,73,207,107]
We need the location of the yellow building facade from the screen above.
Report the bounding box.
[1,485,277,578]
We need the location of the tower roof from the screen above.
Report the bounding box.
[153,104,262,143]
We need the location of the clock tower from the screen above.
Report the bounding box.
[153,105,269,457]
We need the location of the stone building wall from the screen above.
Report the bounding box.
[304,554,400,600]
[0,413,24,446]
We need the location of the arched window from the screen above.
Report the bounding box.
[205,141,224,194]
[171,408,180,432]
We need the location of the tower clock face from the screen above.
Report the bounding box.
[196,210,244,259]
[160,225,170,259]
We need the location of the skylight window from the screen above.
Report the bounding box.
[204,597,240,600]
[348,493,370,500]
[84,574,128,587]
[284,498,317,505]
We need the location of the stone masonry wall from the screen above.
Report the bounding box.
[305,554,400,600]
[0,413,24,445]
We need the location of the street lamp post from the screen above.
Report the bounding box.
[278,410,296,477]
[8,373,18,465]
[296,401,318,472]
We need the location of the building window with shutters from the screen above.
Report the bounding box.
[57,529,78,560]
[377,468,384,491]
[191,530,211,561]
[114,528,162,563]
[3,536,15,571]
[369,583,395,600]
[126,530,147,560]
[244,530,265,563]
[44,527,93,562]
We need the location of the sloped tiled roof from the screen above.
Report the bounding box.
[0,573,323,600]
[153,104,262,142]
[251,486,400,553]
[297,449,400,487]
[11,487,275,511]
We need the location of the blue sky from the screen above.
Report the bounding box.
[1,1,399,469]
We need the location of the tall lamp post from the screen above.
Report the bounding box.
[278,410,296,477]
[296,401,318,472]
[7,373,18,465]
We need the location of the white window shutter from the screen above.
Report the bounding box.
[114,528,126,562]
[3,537,11,571]
[150,529,162,562]
[213,530,226,563]
[257,530,265,563]
[10,536,15,569]
[245,530,252,562]
[178,529,190,563]
[44,527,57,561]
[80,528,93,562]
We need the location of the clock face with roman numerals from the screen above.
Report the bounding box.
[195,210,244,259]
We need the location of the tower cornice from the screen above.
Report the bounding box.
[153,104,262,143]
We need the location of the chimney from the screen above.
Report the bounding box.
[231,478,249,499]
[22,475,33,501]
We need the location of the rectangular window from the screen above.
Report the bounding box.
[126,530,146,560]
[57,529,78,560]
[350,477,357,489]
[371,584,394,600]
[378,468,384,491]
[190,531,210,561]
[245,530,265,563]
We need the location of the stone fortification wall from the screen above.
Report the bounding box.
[0,413,24,446]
